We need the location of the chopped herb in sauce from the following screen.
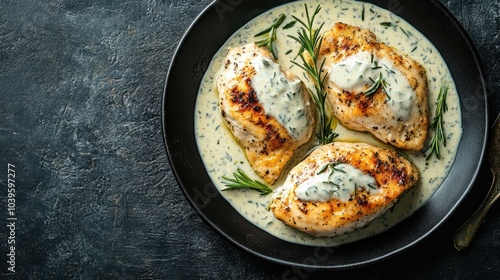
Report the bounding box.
[364,72,391,99]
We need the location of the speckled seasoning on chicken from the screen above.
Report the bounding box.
[217,43,315,184]
[319,22,429,151]
[270,142,419,237]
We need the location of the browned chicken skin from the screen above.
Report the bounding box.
[270,142,419,237]
[217,43,315,184]
[319,22,429,150]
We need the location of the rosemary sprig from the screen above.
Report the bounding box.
[364,72,391,99]
[317,162,345,177]
[424,85,448,160]
[254,13,286,59]
[289,4,338,145]
[221,169,273,196]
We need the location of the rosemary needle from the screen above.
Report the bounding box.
[222,169,273,196]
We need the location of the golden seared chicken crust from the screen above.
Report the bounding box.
[319,22,429,151]
[217,43,315,184]
[270,142,419,237]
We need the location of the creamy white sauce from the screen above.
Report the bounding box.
[250,56,308,140]
[379,56,416,120]
[328,51,415,120]
[328,51,373,89]
[295,163,378,202]
[194,0,462,246]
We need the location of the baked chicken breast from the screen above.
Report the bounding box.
[270,142,419,237]
[319,22,428,150]
[217,43,315,184]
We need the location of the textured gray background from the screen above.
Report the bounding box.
[0,0,499,279]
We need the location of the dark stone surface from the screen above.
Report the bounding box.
[0,0,499,279]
